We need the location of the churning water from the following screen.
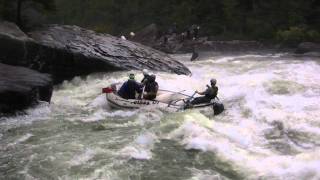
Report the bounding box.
[1,52,320,179]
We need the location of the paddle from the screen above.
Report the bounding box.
[166,91,196,108]
[183,91,197,107]
[186,92,197,102]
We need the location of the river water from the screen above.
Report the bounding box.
[1,52,320,179]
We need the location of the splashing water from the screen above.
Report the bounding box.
[1,52,320,179]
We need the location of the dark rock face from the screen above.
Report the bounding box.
[0,63,53,114]
[0,21,36,67]
[0,22,191,84]
[295,42,320,54]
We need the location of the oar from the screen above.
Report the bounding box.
[187,92,197,102]
[184,91,197,104]
[158,89,192,97]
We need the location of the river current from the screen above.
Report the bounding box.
[1,52,320,179]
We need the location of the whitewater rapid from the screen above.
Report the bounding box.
[1,52,320,179]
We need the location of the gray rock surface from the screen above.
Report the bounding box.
[29,25,190,77]
[0,63,52,114]
[0,22,190,83]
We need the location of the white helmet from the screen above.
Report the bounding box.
[142,69,149,75]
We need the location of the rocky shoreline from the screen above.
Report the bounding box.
[0,21,191,114]
[131,24,320,55]
[0,63,52,114]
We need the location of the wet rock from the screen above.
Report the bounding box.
[295,42,320,54]
[0,21,36,66]
[29,25,190,77]
[0,21,190,83]
[0,63,53,114]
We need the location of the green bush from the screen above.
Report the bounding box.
[92,24,113,33]
[276,27,306,46]
[305,30,320,42]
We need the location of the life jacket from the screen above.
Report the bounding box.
[118,80,143,99]
[205,86,218,99]
[145,81,158,93]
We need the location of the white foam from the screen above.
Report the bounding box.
[0,102,51,129]
[167,111,320,179]
[188,168,225,180]
[3,52,316,179]
[69,148,97,166]
[81,107,137,122]
[7,133,33,147]
[120,146,152,160]
[120,132,157,160]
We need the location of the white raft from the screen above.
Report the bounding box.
[103,84,185,110]
[102,83,225,114]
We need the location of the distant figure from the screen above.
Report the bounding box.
[143,74,159,100]
[180,32,186,42]
[172,22,178,34]
[163,35,168,44]
[121,35,126,40]
[186,28,191,39]
[118,73,143,99]
[193,25,200,39]
[190,48,199,61]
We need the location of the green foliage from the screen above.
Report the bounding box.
[276,27,305,45]
[32,0,56,11]
[48,0,319,44]
[305,30,320,42]
[276,27,320,45]
[92,24,113,34]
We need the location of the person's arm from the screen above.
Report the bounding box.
[213,86,218,98]
[135,82,143,94]
[195,90,206,95]
[141,77,147,84]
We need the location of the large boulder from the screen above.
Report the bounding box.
[29,25,190,78]
[0,21,37,66]
[295,42,320,54]
[0,63,53,114]
[0,22,190,83]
